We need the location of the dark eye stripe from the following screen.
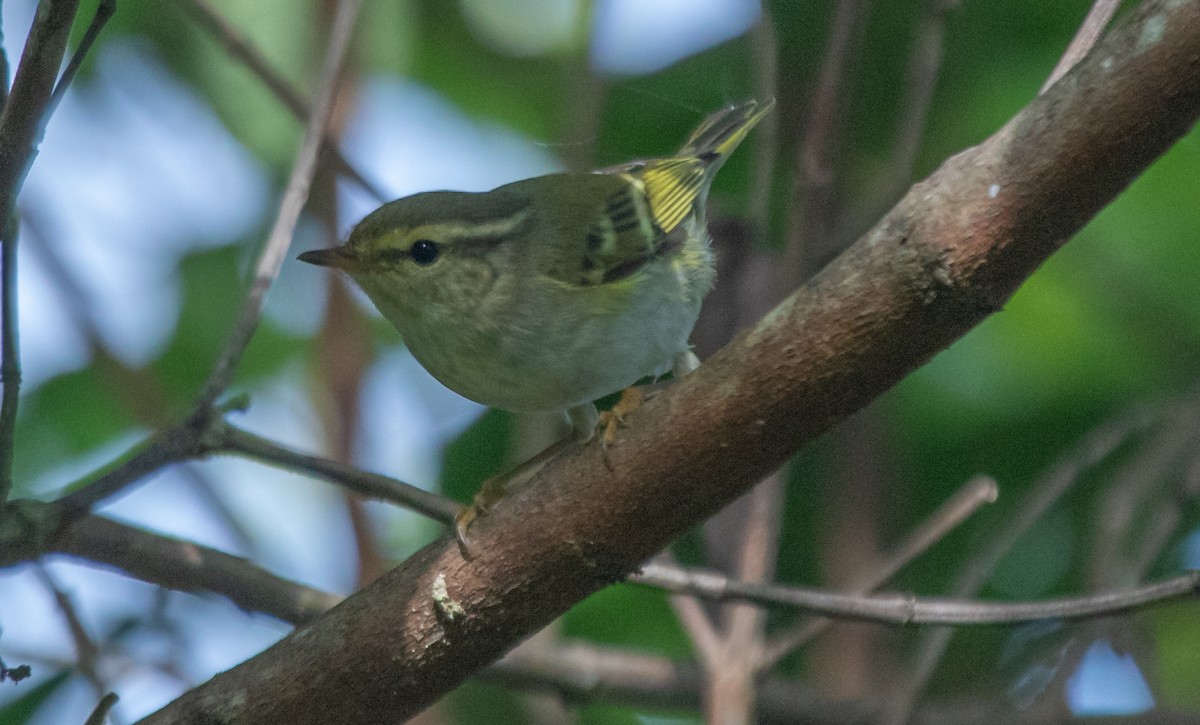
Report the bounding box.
[378,248,407,263]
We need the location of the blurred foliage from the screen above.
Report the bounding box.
[4,0,1200,723]
[0,670,71,723]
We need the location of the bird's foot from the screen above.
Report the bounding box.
[454,475,508,560]
[597,387,646,469]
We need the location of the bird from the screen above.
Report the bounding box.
[299,99,773,556]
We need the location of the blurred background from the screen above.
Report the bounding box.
[1,0,1199,723]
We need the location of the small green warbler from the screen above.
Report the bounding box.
[300,99,772,553]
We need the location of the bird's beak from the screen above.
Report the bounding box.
[297,246,363,271]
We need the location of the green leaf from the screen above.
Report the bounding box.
[13,367,138,495]
[1152,603,1200,708]
[0,669,71,724]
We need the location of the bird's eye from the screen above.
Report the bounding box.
[410,239,440,266]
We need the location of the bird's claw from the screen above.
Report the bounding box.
[597,387,645,469]
[453,477,507,559]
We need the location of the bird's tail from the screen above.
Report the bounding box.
[677,98,774,162]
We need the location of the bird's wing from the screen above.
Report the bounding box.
[558,158,705,288]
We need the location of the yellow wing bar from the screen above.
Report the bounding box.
[639,158,707,234]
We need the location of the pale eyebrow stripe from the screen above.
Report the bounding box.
[450,207,532,238]
[440,207,535,252]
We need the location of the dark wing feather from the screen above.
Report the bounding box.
[544,100,772,289]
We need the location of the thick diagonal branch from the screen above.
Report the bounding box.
[138,2,1200,723]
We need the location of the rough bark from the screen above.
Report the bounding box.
[139,1,1200,722]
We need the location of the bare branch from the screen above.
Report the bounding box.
[178,0,385,203]
[46,405,454,534]
[219,422,460,523]
[845,0,959,242]
[1043,0,1123,92]
[881,399,1172,724]
[490,641,1200,725]
[34,563,107,697]
[758,475,997,668]
[1091,410,1197,588]
[702,474,785,723]
[48,515,342,624]
[781,0,868,284]
[657,552,723,665]
[136,1,1200,721]
[636,562,1198,625]
[0,0,83,502]
[46,0,115,113]
[84,693,119,725]
[0,0,81,232]
[195,0,363,409]
[51,406,224,520]
[0,220,19,502]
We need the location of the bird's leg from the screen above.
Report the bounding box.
[598,350,701,467]
[597,388,645,468]
[454,404,598,558]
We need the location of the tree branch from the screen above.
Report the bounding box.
[0,0,82,503]
[758,475,997,668]
[48,515,342,624]
[46,0,115,114]
[879,396,1176,725]
[1042,0,1123,92]
[636,565,1199,625]
[178,0,385,203]
[219,422,460,523]
[194,0,362,409]
[137,1,1200,721]
[0,0,80,232]
[84,693,120,725]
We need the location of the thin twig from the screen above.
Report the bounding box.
[178,0,385,202]
[634,565,1199,626]
[1092,411,1195,588]
[46,0,115,114]
[218,421,461,523]
[1042,0,1123,93]
[49,514,343,623]
[49,401,457,527]
[195,0,362,409]
[0,9,11,109]
[656,553,724,665]
[53,419,210,519]
[0,0,81,228]
[781,0,868,285]
[490,640,1200,725]
[758,475,997,669]
[0,221,18,501]
[34,563,107,697]
[1129,426,1200,578]
[0,0,111,502]
[845,0,958,243]
[84,693,119,725]
[850,476,998,591]
[882,401,1165,725]
[0,0,84,502]
[704,473,785,723]
[887,0,957,187]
